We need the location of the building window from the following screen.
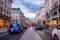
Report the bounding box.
[46,12,48,19]
[53,11,57,16]
[51,13,54,16]
[59,0,60,1]
[52,0,54,3]
[46,12,50,19]
[58,9,60,14]
[48,14,50,18]
[5,0,7,3]
[0,1,3,5]
[5,4,6,8]
[13,15,15,17]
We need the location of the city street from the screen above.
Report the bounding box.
[0,29,26,40]
[0,0,60,40]
[34,28,53,40]
[0,28,54,40]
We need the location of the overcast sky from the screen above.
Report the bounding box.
[12,0,44,21]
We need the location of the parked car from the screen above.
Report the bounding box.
[8,22,23,34]
[52,25,60,40]
[23,26,28,29]
[36,25,43,30]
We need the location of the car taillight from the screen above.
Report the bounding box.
[16,28,18,30]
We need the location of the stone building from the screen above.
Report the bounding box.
[0,0,12,28]
[44,0,60,28]
[35,0,60,29]
[35,4,46,25]
[11,8,27,25]
[35,13,40,24]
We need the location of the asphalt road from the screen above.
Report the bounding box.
[0,28,54,40]
[34,29,53,40]
[0,29,27,40]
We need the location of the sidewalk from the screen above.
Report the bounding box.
[43,29,52,34]
[0,28,8,33]
[20,28,42,40]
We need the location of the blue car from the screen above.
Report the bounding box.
[8,22,23,34]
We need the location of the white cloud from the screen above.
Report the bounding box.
[12,1,29,13]
[24,0,44,5]
[12,0,44,20]
[12,1,36,20]
[12,4,17,8]
[24,12,36,21]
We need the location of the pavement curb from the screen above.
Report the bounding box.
[0,28,8,33]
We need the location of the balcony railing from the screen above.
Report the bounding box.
[50,2,60,12]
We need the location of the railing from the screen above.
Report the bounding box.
[50,2,60,12]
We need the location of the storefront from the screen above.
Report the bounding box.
[51,17,60,28]
[58,17,60,26]
[7,18,11,27]
[43,20,50,28]
[0,19,3,28]
[52,18,58,28]
[0,14,11,28]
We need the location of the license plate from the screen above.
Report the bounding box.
[11,29,13,31]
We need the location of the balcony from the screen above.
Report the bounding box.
[50,2,60,12]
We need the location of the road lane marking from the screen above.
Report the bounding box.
[43,29,52,34]
[20,28,43,40]
[0,33,8,36]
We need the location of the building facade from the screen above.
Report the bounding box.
[44,0,60,28]
[11,8,27,25]
[35,13,40,24]
[35,0,60,29]
[39,0,60,28]
[0,0,12,28]
[35,4,46,25]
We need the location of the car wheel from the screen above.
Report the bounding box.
[54,35,59,40]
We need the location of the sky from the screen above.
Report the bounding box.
[12,0,44,21]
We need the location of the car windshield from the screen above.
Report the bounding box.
[13,24,17,28]
[10,23,18,28]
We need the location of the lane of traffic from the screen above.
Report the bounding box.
[0,29,26,40]
[35,30,53,40]
[33,25,53,40]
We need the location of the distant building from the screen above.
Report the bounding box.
[11,8,27,25]
[35,4,46,25]
[34,13,40,24]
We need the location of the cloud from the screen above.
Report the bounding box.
[12,0,44,20]
[23,0,44,5]
[24,12,36,21]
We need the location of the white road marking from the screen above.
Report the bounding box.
[0,33,8,36]
[43,29,52,34]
